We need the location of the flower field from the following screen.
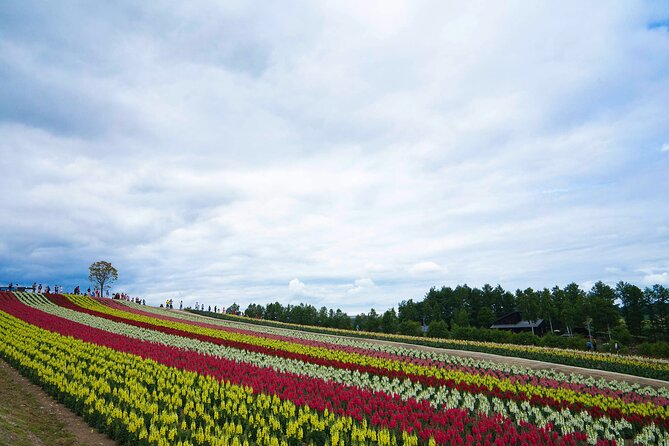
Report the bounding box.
[201,312,669,381]
[1,292,668,445]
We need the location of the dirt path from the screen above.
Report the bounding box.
[199,313,669,389]
[0,359,116,446]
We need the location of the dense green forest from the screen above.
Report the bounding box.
[236,281,669,354]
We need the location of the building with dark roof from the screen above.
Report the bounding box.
[490,311,547,335]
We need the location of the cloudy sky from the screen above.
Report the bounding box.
[1,1,668,312]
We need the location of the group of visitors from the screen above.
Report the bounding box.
[6,282,63,294]
[113,292,144,305]
[5,281,147,306]
[72,286,104,297]
[78,287,103,297]
[192,302,221,314]
[74,287,112,298]
[586,339,622,354]
[4,282,95,295]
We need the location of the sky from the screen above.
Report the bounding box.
[1,1,668,313]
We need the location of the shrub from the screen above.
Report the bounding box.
[450,325,476,341]
[637,341,669,358]
[611,324,634,345]
[514,331,540,346]
[398,320,423,337]
[566,334,587,350]
[427,320,449,339]
[488,329,514,344]
[540,333,564,348]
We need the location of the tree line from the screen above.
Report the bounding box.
[239,281,668,350]
[395,282,668,342]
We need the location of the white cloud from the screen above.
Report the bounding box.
[348,277,376,294]
[644,273,669,285]
[355,278,375,288]
[409,262,444,276]
[364,263,387,273]
[661,143,669,152]
[288,278,306,294]
[579,280,596,291]
[1,2,668,311]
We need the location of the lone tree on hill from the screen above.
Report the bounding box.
[88,261,118,295]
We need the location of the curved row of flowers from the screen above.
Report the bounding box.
[43,295,669,408]
[183,305,669,380]
[81,295,669,403]
[13,292,644,443]
[0,293,590,445]
[49,293,669,428]
[111,298,669,399]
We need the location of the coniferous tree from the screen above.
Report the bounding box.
[380,308,399,333]
[477,307,495,328]
[586,282,619,334]
[645,285,669,341]
[561,283,585,336]
[366,308,381,332]
[452,307,470,327]
[397,299,420,322]
[616,282,645,337]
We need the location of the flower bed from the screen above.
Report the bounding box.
[1,291,668,445]
[184,310,669,381]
